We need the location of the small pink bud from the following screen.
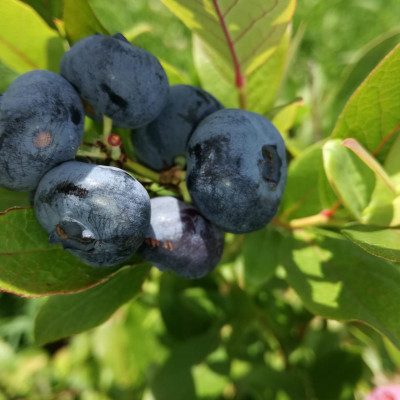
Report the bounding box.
[365,385,400,400]
[108,133,121,147]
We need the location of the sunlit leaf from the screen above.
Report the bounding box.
[279,142,325,220]
[384,131,400,189]
[324,139,400,226]
[282,230,400,349]
[63,0,110,44]
[332,43,400,161]
[342,224,400,262]
[160,59,190,85]
[323,139,375,220]
[341,138,396,193]
[150,328,220,400]
[193,27,291,112]
[272,98,305,156]
[162,0,296,108]
[243,227,282,290]
[330,28,400,128]
[0,0,64,73]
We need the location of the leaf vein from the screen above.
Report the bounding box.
[232,0,279,44]
[222,0,239,17]
[0,36,39,70]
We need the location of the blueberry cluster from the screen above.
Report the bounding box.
[0,33,287,279]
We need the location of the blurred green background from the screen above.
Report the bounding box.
[2,0,400,399]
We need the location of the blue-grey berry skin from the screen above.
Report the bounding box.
[60,33,169,129]
[0,70,84,191]
[34,161,151,267]
[138,196,224,279]
[131,84,223,171]
[186,109,287,234]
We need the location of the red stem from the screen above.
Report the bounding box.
[212,0,246,90]
[372,121,400,156]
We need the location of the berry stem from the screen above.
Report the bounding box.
[123,158,161,182]
[274,209,348,230]
[178,181,192,203]
[102,115,113,145]
[76,148,108,160]
[372,121,400,156]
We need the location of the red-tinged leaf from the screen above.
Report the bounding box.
[162,0,296,107]
[0,208,121,297]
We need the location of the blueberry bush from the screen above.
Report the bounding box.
[1,0,400,399]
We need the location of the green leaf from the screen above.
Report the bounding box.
[236,364,309,400]
[243,227,282,290]
[193,28,290,112]
[192,363,229,398]
[0,60,18,92]
[21,0,63,29]
[0,189,30,212]
[63,0,110,44]
[125,300,170,375]
[271,98,304,137]
[87,0,152,41]
[282,230,400,349]
[271,98,305,156]
[0,0,64,73]
[192,35,236,108]
[34,264,150,345]
[362,181,400,227]
[308,350,364,400]
[330,28,400,128]
[341,138,396,192]
[384,130,400,189]
[159,274,224,341]
[323,139,400,226]
[0,208,120,297]
[342,224,400,262]
[150,328,220,400]
[323,139,375,220]
[163,0,296,107]
[159,59,190,85]
[247,29,290,113]
[279,142,325,220]
[332,43,400,161]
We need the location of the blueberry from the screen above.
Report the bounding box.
[138,196,224,279]
[60,33,169,129]
[0,70,84,191]
[186,109,287,233]
[131,84,223,171]
[34,161,151,267]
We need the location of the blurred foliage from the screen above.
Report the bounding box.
[283,0,400,144]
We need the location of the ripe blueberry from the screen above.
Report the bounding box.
[131,84,223,171]
[0,70,84,191]
[60,33,169,129]
[34,161,151,267]
[186,109,287,233]
[138,196,224,279]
